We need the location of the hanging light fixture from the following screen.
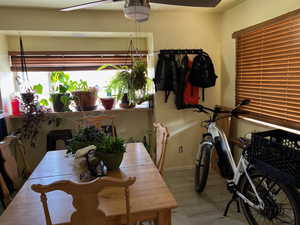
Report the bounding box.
[124,0,150,23]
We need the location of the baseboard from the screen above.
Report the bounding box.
[164,165,194,172]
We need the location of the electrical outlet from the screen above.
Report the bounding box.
[178,145,183,153]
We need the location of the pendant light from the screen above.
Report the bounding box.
[124,0,150,23]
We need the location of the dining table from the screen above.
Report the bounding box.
[0,143,178,225]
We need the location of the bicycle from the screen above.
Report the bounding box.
[186,100,300,225]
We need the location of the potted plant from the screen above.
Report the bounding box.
[99,60,152,108]
[66,126,105,154]
[18,89,46,147]
[95,135,126,170]
[49,72,72,112]
[71,81,98,111]
[66,126,126,170]
[32,72,72,112]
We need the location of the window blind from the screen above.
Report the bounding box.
[233,8,300,130]
[9,51,148,72]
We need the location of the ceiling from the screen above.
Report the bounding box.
[0,0,242,12]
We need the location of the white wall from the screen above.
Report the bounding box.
[0,35,13,114]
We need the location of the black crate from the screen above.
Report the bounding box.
[250,129,300,188]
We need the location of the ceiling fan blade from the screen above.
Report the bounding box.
[60,0,119,11]
[150,0,222,7]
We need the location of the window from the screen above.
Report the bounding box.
[16,70,117,99]
[233,8,300,130]
[11,51,149,105]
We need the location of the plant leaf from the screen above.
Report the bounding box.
[60,95,70,106]
[32,84,43,94]
[39,98,49,106]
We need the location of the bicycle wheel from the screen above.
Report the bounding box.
[195,144,212,193]
[239,171,300,225]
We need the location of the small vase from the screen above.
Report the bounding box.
[100,97,115,110]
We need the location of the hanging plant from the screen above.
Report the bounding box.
[16,36,47,147]
[98,59,152,105]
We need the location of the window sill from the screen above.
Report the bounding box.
[239,116,300,135]
[9,104,152,119]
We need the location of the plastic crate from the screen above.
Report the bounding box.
[249,129,300,188]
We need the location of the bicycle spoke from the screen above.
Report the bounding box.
[240,174,297,225]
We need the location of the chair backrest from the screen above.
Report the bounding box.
[77,115,117,137]
[6,135,30,178]
[31,176,136,225]
[0,138,22,190]
[153,123,169,175]
[0,172,11,207]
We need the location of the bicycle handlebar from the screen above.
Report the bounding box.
[184,99,251,118]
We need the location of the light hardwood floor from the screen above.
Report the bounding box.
[164,169,248,225]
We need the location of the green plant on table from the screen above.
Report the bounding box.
[67,125,126,155]
[98,135,126,154]
[66,126,105,154]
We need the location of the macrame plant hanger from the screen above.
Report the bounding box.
[19,36,31,93]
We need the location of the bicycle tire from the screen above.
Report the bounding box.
[195,144,211,193]
[239,171,300,225]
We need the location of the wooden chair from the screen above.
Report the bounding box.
[31,176,136,225]
[0,138,22,190]
[78,115,117,137]
[0,172,11,207]
[5,135,31,178]
[153,123,169,175]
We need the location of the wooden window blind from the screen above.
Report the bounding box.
[9,51,148,72]
[233,8,300,130]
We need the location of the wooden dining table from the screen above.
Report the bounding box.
[0,143,178,225]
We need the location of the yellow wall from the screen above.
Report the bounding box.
[0,35,13,114]
[220,0,300,143]
[0,7,222,169]
[7,36,147,51]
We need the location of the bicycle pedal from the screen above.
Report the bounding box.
[226,182,237,193]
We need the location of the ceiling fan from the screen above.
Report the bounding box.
[60,0,222,22]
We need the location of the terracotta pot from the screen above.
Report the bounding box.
[100,98,115,110]
[72,91,98,111]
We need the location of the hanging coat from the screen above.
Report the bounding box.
[184,60,199,105]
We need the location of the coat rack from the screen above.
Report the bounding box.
[159,49,203,55]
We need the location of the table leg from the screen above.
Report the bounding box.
[157,209,171,225]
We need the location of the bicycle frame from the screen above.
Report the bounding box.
[197,122,265,210]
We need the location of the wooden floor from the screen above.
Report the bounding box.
[164,169,248,225]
